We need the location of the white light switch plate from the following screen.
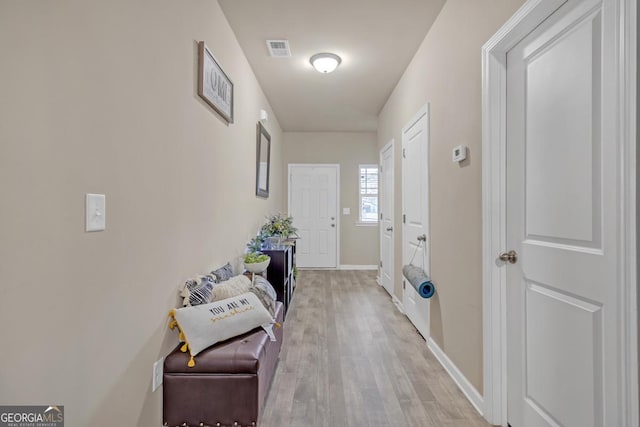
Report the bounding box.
[152,357,164,392]
[343,208,350,215]
[86,194,106,232]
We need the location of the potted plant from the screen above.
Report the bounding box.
[262,213,298,240]
[247,213,299,251]
[243,252,271,273]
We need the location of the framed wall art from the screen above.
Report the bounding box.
[197,41,234,123]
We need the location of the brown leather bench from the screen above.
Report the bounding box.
[163,301,283,427]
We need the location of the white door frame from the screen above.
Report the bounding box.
[379,140,394,294]
[480,0,637,425]
[288,163,341,269]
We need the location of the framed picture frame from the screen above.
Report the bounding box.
[256,122,271,198]
[197,41,234,123]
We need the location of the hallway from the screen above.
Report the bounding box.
[261,270,489,427]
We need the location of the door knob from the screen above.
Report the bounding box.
[386,227,393,232]
[331,224,335,228]
[417,234,427,242]
[499,250,518,264]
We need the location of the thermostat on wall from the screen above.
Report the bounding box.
[452,145,467,162]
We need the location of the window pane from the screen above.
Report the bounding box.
[359,165,379,222]
[361,196,378,221]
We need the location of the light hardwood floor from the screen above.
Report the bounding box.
[261,270,491,427]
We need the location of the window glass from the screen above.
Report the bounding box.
[359,165,378,223]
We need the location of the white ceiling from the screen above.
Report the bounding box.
[218,0,446,132]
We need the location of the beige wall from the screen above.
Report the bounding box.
[0,1,283,426]
[377,0,525,393]
[283,132,379,266]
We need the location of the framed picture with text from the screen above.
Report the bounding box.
[197,41,234,123]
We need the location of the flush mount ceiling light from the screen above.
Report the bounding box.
[310,53,342,73]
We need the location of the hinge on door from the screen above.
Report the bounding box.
[379,260,383,268]
[402,148,406,158]
[403,280,406,290]
[380,212,383,220]
[403,214,406,224]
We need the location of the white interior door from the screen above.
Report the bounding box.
[289,164,338,268]
[505,0,622,425]
[380,141,394,296]
[402,105,430,339]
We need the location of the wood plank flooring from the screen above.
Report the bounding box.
[260,270,491,427]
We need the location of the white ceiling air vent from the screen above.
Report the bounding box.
[266,40,291,57]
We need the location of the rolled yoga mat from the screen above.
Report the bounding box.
[402,264,435,298]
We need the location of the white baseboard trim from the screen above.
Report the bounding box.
[376,276,382,286]
[391,295,405,314]
[338,264,378,270]
[427,337,484,416]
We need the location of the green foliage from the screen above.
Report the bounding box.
[246,213,298,251]
[261,213,298,238]
[244,252,270,263]
[247,236,264,252]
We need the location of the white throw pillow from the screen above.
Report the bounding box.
[169,292,274,367]
[210,274,252,302]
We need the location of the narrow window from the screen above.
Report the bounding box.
[359,164,379,223]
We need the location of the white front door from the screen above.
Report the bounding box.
[402,105,430,339]
[289,164,338,268]
[506,0,622,425]
[379,141,394,296]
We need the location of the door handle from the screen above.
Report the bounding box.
[331,224,335,228]
[331,217,335,220]
[499,250,518,264]
[386,227,393,232]
[417,234,426,242]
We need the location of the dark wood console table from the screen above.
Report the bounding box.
[262,243,296,318]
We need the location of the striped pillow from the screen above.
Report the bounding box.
[181,275,215,307]
[211,262,234,282]
[250,276,277,316]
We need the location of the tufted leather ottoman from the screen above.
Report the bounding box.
[163,302,283,427]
